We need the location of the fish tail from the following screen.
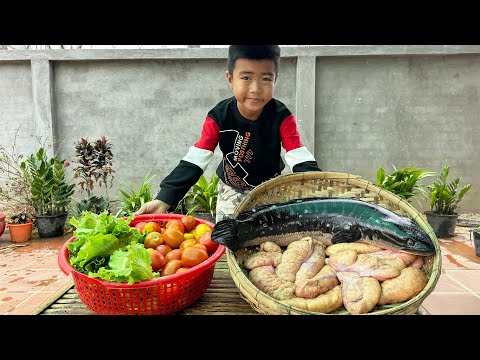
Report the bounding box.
[211,218,240,250]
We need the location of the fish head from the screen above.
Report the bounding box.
[211,218,240,250]
[395,221,436,256]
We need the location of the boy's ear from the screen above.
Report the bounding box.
[226,70,233,88]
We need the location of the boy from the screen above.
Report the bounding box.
[135,45,321,222]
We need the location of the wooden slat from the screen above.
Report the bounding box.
[30,279,74,315]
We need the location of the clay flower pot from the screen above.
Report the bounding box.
[0,213,5,238]
[7,222,33,243]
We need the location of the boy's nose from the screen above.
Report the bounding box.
[249,81,261,93]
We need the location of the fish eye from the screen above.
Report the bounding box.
[407,239,415,247]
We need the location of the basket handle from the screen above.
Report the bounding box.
[57,238,73,276]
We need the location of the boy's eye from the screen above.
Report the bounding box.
[240,76,251,80]
[263,77,273,82]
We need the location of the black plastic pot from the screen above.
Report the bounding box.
[473,230,480,257]
[36,213,68,238]
[424,211,458,238]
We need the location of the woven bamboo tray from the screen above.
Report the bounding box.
[226,171,441,315]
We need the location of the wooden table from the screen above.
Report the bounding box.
[40,254,429,315]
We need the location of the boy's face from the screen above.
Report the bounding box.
[226,58,277,121]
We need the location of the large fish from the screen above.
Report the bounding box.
[212,197,435,256]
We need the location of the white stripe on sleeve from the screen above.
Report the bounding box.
[284,146,316,168]
[182,146,214,172]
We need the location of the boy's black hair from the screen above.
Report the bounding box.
[227,45,281,77]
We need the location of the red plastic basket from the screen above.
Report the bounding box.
[58,214,225,315]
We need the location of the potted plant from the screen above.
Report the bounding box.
[0,126,37,239]
[116,171,157,216]
[175,173,219,224]
[376,165,435,206]
[70,195,113,218]
[71,136,116,216]
[424,163,472,238]
[21,147,76,238]
[6,212,34,243]
[472,226,480,257]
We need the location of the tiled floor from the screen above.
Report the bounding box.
[0,231,74,315]
[421,226,480,315]
[0,225,479,315]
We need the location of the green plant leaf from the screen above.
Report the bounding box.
[375,165,435,205]
[426,163,472,214]
[116,172,157,214]
[175,173,219,216]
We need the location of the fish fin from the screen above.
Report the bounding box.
[211,218,240,250]
[331,223,362,244]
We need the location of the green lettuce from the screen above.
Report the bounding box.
[89,243,159,284]
[70,233,127,271]
[67,210,146,277]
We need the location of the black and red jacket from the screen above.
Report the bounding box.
[156,97,321,209]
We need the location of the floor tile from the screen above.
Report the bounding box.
[440,254,467,270]
[421,293,480,315]
[7,278,74,315]
[445,270,480,292]
[0,269,63,292]
[38,275,73,293]
[5,291,55,315]
[29,254,63,270]
[441,250,480,269]
[0,251,39,271]
[0,291,34,314]
[432,272,469,292]
[439,241,480,269]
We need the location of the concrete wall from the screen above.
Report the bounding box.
[1,46,479,213]
[0,61,34,156]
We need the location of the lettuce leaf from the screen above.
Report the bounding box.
[67,211,146,276]
[70,233,127,271]
[89,243,159,284]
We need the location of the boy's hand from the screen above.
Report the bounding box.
[135,199,171,215]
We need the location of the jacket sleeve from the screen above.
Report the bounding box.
[156,160,204,210]
[292,160,322,172]
[280,114,322,172]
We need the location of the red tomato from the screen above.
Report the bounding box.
[193,243,207,252]
[181,246,208,268]
[142,221,161,235]
[155,244,172,257]
[179,239,197,250]
[163,228,184,248]
[198,232,219,255]
[150,250,166,272]
[181,215,197,232]
[176,267,191,274]
[164,248,183,263]
[194,223,212,241]
[161,259,183,277]
[134,222,147,233]
[144,231,164,248]
[166,219,185,234]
